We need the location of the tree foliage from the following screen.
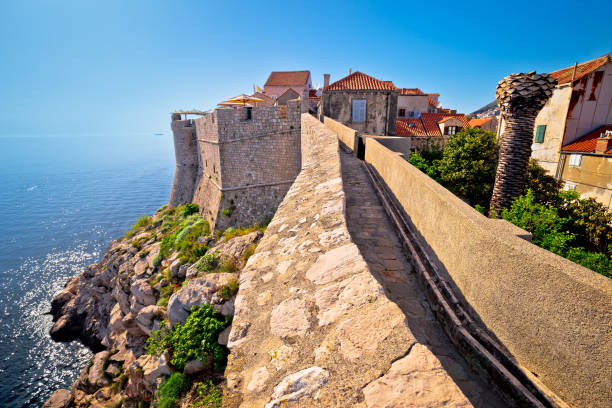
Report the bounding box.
[435,127,499,208]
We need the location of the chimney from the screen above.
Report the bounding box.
[349,68,352,75]
[323,74,330,89]
[595,131,612,154]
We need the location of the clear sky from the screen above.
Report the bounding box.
[1,0,610,135]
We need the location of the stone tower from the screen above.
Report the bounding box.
[169,100,302,230]
[490,72,557,212]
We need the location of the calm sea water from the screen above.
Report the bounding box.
[0,133,175,407]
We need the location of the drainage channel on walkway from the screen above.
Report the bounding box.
[339,150,509,408]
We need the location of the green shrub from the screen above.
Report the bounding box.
[181,203,199,218]
[242,243,257,262]
[197,252,219,272]
[502,190,574,255]
[111,372,129,393]
[157,372,191,408]
[566,248,612,278]
[219,279,239,300]
[152,254,162,268]
[222,222,267,241]
[135,215,152,229]
[219,258,237,273]
[192,380,223,408]
[221,208,232,217]
[146,305,230,371]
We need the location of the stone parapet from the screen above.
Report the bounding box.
[363,137,612,408]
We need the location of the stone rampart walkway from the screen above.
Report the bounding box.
[223,115,504,407]
[340,149,505,407]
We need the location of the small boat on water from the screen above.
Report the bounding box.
[154,133,164,136]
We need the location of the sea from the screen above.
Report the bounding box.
[0,133,175,407]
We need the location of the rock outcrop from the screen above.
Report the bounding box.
[46,207,261,407]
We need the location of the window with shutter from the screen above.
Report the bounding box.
[352,99,366,122]
[569,154,582,167]
[399,108,406,117]
[534,125,546,143]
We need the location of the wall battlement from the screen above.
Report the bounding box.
[169,100,302,230]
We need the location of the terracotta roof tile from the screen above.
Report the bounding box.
[469,117,493,127]
[396,118,428,137]
[562,125,612,154]
[326,72,397,91]
[264,71,311,86]
[420,113,469,137]
[549,55,610,85]
[428,96,438,108]
[399,88,425,95]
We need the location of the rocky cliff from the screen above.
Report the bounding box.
[46,204,262,408]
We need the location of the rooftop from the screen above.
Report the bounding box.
[396,113,469,137]
[549,54,610,85]
[562,125,612,155]
[399,88,425,95]
[264,71,311,86]
[469,117,494,127]
[326,71,397,91]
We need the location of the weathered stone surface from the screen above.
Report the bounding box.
[270,298,310,337]
[89,351,111,387]
[184,358,207,376]
[43,389,72,408]
[264,366,329,408]
[135,305,166,336]
[166,273,234,325]
[363,343,472,408]
[305,244,365,285]
[130,279,156,308]
[246,366,270,392]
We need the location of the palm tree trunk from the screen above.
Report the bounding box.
[490,72,557,213]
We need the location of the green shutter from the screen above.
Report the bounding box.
[535,125,546,143]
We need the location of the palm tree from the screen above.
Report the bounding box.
[490,72,557,213]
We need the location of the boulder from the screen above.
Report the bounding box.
[183,358,207,376]
[209,231,263,268]
[167,273,235,325]
[136,305,166,336]
[169,258,182,279]
[88,350,111,388]
[130,279,156,308]
[43,389,72,408]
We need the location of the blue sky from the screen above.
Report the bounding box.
[1,0,610,135]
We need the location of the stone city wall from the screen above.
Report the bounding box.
[363,137,612,408]
[322,116,359,152]
[223,114,490,407]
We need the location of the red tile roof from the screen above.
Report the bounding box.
[396,113,469,137]
[549,55,610,85]
[469,117,493,127]
[308,89,320,100]
[326,71,397,91]
[420,113,469,137]
[396,118,428,136]
[264,71,311,86]
[428,96,438,108]
[562,125,612,154]
[399,88,425,95]
[251,92,275,106]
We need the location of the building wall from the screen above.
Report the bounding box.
[559,153,612,208]
[169,101,302,230]
[564,63,612,146]
[397,94,429,117]
[169,119,199,207]
[478,117,498,132]
[321,90,398,135]
[529,85,573,174]
[263,74,311,98]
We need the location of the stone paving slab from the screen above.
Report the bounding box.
[223,115,505,407]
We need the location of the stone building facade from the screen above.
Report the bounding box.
[321,72,398,135]
[169,100,302,230]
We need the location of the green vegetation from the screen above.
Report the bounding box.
[191,380,223,408]
[126,215,153,238]
[196,252,219,272]
[218,279,239,300]
[409,127,498,209]
[157,373,191,408]
[154,204,211,265]
[409,128,611,277]
[221,208,232,217]
[146,305,231,371]
[111,372,129,393]
[222,222,268,241]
